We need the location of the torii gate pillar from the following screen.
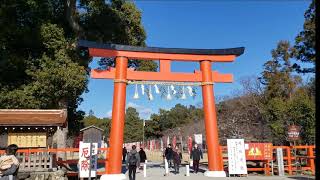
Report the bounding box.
[201,60,225,177]
[107,57,128,174]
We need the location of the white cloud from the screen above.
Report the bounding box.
[127,102,141,109]
[106,110,112,118]
[127,102,153,120]
[106,102,153,120]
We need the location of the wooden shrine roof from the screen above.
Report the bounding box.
[0,109,67,126]
[78,40,245,56]
[80,125,104,132]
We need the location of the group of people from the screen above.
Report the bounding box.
[164,143,203,174]
[123,143,203,179]
[0,143,203,180]
[123,146,147,180]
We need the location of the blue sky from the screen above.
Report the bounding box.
[78,0,311,119]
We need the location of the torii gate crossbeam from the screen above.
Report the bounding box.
[79,40,245,179]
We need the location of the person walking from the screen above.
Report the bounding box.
[126,145,140,180]
[164,144,173,168]
[190,144,203,173]
[122,147,127,163]
[139,148,147,163]
[172,147,182,174]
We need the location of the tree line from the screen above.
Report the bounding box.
[1,0,314,145]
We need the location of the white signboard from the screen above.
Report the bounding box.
[276,148,285,176]
[227,139,248,175]
[79,142,98,178]
[194,134,203,144]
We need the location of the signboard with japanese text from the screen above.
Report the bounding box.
[245,143,273,160]
[194,134,202,144]
[8,133,46,148]
[227,139,248,175]
[79,141,98,178]
[288,125,301,141]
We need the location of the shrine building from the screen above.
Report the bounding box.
[0,109,67,149]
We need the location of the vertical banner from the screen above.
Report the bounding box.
[194,134,203,145]
[79,142,98,178]
[187,136,193,153]
[160,138,164,151]
[172,136,177,147]
[276,148,285,176]
[227,139,247,175]
[180,136,183,152]
[150,140,154,151]
[167,136,170,146]
[162,136,166,148]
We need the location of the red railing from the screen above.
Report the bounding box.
[0,145,315,176]
[0,147,109,176]
[219,145,314,176]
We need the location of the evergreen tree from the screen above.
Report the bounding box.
[292,0,315,73]
[124,107,143,142]
[259,41,301,100]
[0,0,156,135]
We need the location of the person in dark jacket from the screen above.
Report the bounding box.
[139,148,147,163]
[190,144,203,173]
[126,145,140,180]
[164,144,173,168]
[122,147,127,163]
[0,144,19,180]
[172,147,182,174]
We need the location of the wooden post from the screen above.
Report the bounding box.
[49,153,53,169]
[22,153,26,170]
[286,147,292,175]
[44,151,48,169]
[307,146,315,175]
[28,149,31,170]
[32,153,36,170]
[39,152,43,168]
[106,56,128,174]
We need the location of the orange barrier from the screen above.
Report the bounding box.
[0,147,109,176]
[219,145,314,176]
[272,145,315,175]
[0,145,314,176]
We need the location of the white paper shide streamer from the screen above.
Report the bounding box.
[186,86,194,96]
[166,86,172,100]
[133,84,139,99]
[148,85,154,100]
[141,84,145,95]
[170,85,176,95]
[154,84,160,94]
[181,86,186,99]
[131,81,197,101]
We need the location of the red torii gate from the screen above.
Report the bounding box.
[79,40,244,179]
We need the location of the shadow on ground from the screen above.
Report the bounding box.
[288,176,315,180]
